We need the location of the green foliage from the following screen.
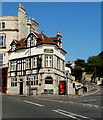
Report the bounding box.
[73,54,103,82]
[75,59,85,68]
[74,66,83,82]
[86,55,103,77]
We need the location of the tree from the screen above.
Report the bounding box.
[74,59,85,82]
[75,59,85,68]
[86,56,103,81]
[74,66,83,82]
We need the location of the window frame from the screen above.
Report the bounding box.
[45,55,53,68]
[26,58,30,69]
[0,34,6,48]
[10,61,17,71]
[32,57,37,68]
[11,78,17,87]
[26,75,38,86]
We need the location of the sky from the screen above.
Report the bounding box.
[1,2,101,62]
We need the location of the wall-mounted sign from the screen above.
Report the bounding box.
[44,89,53,94]
[44,49,54,53]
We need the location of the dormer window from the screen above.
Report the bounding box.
[27,34,37,47]
[31,36,37,46]
[27,38,30,47]
[11,44,16,51]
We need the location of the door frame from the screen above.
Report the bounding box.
[19,79,23,95]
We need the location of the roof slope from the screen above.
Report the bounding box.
[10,32,60,51]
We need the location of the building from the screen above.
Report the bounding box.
[7,31,67,95]
[0,4,39,93]
[65,62,75,95]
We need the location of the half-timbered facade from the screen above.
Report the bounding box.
[8,31,67,95]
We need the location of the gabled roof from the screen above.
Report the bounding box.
[37,33,58,45]
[16,38,26,49]
[9,32,61,51]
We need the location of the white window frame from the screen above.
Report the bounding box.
[32,57,37,68]
[57,57,60,70]
[11,44,16,51]
[26,75,38,86]
[26,58,30,69]
[45,55,53,67]
[17,60,21,71]
[31,36,37,46]
[11,61,16,71]
[27,38,30,47]
[11,78,17,87]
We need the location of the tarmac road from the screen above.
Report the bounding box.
[2,92,102,120]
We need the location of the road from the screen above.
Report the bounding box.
[2,87,103,120]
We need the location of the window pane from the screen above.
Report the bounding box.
[34,81,35,85]
[45,55,52,67]
[31,81,33,85]
[2,22,5,29]
[0,34,6,47]
[36,80,38,85]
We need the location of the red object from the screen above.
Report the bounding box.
[59,81,66,95]
[0,68,8,94]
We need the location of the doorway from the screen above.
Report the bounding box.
[20,79,23,95]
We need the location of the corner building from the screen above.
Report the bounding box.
[8,31,67,95]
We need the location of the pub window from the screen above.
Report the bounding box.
[62,61,65,71]
[45,55,53,67]
[36,76,38,85]
[10,61,16,71]
[57,57,60,70]
[26,75,38,86]
[17,60,21,71]
[32,57,37,68]
[26,58,30,69]
[11,78,17,87]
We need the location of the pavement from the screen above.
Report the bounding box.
[1,81,102,99]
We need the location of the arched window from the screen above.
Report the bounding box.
[45,77,53,84]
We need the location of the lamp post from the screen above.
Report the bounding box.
[27,18,32,96]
